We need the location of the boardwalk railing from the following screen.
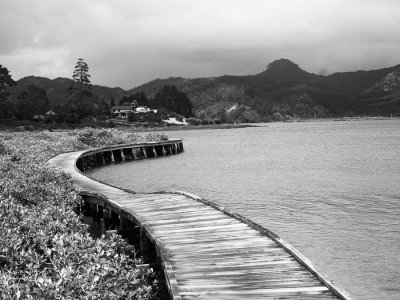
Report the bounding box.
[48,139,354,300]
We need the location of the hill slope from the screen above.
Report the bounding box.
[129,59,400,116]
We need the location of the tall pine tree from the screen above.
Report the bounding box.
[72,58,91,85]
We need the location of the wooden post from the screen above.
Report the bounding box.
[162,146,167,156]
[119,214,137,244]
[82,156,87,172]
[119,214,130,231]
[140,227,151,261]
[90,203,96,217]
[152,146,157,157]
[110,211,120,228]
[132,148,138,160]
[141,147,147,158]
[120,149,125,161]
[90,154,97,168]
[111,151,115,163]
[95,152,104,166]
[82,200,91,216]
[101,208,112,233]
[90,203,99,228]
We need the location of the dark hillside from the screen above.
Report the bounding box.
[5,59,400,120]
[326,65,400,96]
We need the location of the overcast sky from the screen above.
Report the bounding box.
[1,0,399,89]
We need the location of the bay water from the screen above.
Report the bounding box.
[89,120,400,300]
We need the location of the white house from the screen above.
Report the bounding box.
[111,102,137,119]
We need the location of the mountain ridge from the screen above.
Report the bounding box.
[8,59,400,118]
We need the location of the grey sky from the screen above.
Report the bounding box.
[1,0,399,89]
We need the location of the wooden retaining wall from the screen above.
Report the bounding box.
[48,139,354,300]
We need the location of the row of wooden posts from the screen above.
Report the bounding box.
[79,196,158,264]
[76,142,184,172]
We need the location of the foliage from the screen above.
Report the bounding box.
[120,92,148,106]
[0,65,16,92]
[128,111,163,124]
[14,85,50,120]
[51,85,110,123]
[0,99,16,119]
[186,117,200,125]
[72,58,91,85]
[76,127,168,148]
[153,85,193,117]
[110,97,116,108]
[196,103,261,124]
[0,129,169,299]
[272,93,327,118]
[127,112,138,122]
[0,65,17,119]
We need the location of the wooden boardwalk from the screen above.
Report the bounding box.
[48,140,353,300]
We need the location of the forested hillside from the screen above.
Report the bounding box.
[2,59,400,124]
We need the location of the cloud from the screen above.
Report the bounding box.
[1,0,400,89]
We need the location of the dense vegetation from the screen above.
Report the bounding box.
[0,128,168,299]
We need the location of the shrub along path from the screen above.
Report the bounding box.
[0,129,168,299]
[49,143,353,300]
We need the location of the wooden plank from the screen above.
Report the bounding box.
[178,286,329,295]
[152,223,249,235]
[145,213,228,225]
[149,218,238,229]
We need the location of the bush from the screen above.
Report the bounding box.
[127,112,138,122]
[186,117,200,125]
[0,129,168,299]
[200,119,212,125]
[76,127,169,148]
[0,141,7,155]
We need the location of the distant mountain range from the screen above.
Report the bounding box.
[9,59,400,117]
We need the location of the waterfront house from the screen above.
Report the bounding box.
[111,102,138,119]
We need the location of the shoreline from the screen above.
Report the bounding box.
[130,123,256,132]
[130,116,399,132]
[1,116,398,132]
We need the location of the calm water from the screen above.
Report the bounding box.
[89,120,400,300]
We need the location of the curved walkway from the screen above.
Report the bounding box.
[48,140,353,300]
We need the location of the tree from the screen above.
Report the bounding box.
[0,65,16,91]
[133,91,148,106]
[119,92,148,106]
[0,65,17,119]
[110,97,116,108]
[72,58,91,85]
[15,85,49,120]
[153,85,193,117]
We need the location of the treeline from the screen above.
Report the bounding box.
[0,63,110,124]
[0,83,110,124]
[1,63,195,125]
